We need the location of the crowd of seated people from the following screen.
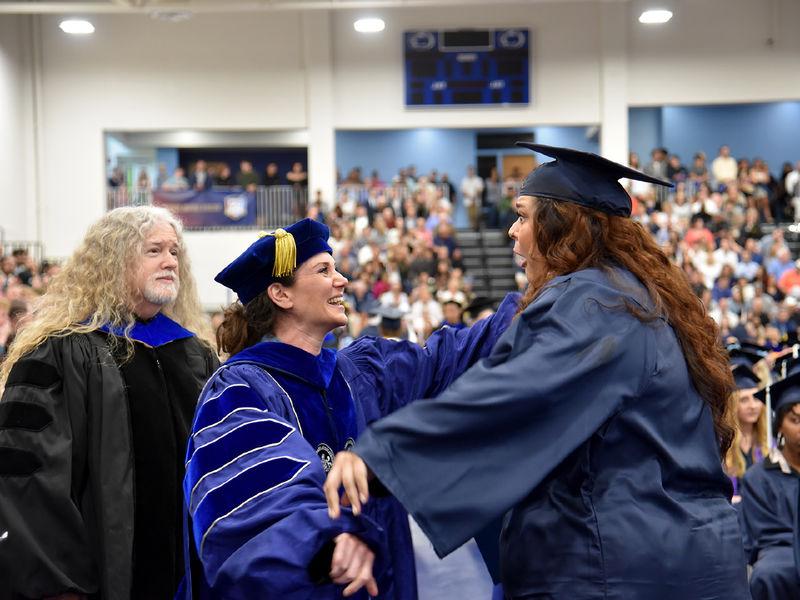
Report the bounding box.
[0,248,60,360]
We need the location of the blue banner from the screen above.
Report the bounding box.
[153,189,257,228]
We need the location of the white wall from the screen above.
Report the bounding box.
[184,230,257,311]
[0,15,36,243]
[35,12,307,256]
[332,3,603,129]
[628,0,800,106]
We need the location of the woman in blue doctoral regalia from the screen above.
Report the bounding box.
[325,144,750,599]
[741,372,800,600]
[181,218,517,599]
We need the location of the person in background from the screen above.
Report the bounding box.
[741,373,800,600]
[712,145,739,190]
[326,143,749,599]
[189,159,212,191]
[440,299,466,331]
[214,164,234,186]
[162,166,189,191]
[264,162,281,186]
[286,161,309,188]
[156,163,169,189]
[483,167,502,229]
[0,206,218,600]
[460,165,484,231]
[236,160,260,192]
[725,363,769,503]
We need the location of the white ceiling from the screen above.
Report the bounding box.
[0,0,627,15]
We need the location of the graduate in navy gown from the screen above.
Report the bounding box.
[182,218,518,599]
[725,363,769,502]
[325,144,750,599]
[741,373,800,600]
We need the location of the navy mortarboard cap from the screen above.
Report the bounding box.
[731,364,760,390]
[755,371,800,430]
[215,218,332,304]
[727,342,769,368]
[374,305,405,331]
[515,143,673,217]
[465,296,496,318]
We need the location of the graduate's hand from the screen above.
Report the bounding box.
[329,533,379,597]
[324,451,372,518]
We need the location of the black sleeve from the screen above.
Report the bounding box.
[0,337,98,597]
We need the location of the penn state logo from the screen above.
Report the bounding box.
[223,194,248,221]
[344,438,355,451]
[316,442,335,473]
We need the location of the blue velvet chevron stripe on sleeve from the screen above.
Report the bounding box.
[193,454,311,554]
[186,417,297,513]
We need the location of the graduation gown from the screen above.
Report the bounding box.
[0,314,217,600]
[182,293,518,600]
[741,449,800,600]
[354,267,750,599]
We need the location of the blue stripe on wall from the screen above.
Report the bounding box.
[335,126,599,186]
[630,101,800,174]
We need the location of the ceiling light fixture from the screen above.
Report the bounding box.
[354,18,385,34]
[59,19,95,35]
[639,9,673,24]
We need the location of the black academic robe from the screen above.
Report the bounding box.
[741,449,800,600]
[355,267,750,599]
[0,314,218,599]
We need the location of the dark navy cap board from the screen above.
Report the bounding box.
[516,143,673,217]
[375,305,405,331]
[215,218,333,305]
[727,342,769,369]
[755,371,800,425]
[731,364,761,390]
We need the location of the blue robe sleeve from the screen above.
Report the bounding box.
[341,292,519,416]
[185,365,389,599]
[354,277,652,557]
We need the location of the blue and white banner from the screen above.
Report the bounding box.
[153,189,257,227]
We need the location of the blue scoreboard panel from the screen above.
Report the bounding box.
[404,28,530,107]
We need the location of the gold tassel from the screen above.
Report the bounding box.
[266,228,297,277]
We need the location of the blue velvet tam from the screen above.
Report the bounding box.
[516,143,673,217]
[215,218,332,304]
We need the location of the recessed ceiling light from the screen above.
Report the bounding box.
[354,18,385,34]
[59,19,95,35]
[639,9,673,24]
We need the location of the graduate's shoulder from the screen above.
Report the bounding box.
[200,353,283,403]
[529,267,653,316]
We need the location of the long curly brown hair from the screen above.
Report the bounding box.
[521,198,736,457]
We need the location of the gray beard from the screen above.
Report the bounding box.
[143,281,179,306]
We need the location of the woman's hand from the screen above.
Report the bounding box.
[329,533,379,597]
[324,451,372,518]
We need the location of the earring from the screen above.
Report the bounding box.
[777,433,786,448]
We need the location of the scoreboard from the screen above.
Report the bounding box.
[404,28,530,107]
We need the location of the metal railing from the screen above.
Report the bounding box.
[106,185,307,231]
[2,241,45,264]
